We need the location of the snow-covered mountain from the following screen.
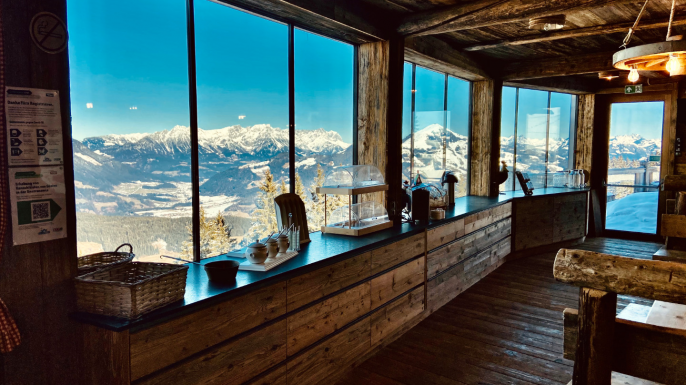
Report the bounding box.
[609,134,661,161]
[73,124,352,217]
[83,124,350,163]
[402,124,470,182]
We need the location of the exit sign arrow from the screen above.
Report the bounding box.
[625,84,643,94]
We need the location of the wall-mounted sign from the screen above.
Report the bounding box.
[649,155,661,162]
[5,87,63,166]
[9,166,67,245]
[29,12,68,54]
[5,87,66,245]
[625,84,643,94]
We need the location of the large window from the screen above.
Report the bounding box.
[68,0,192,260]
[69,0,355,261]
[499,87,577,191]
[402,63,471,196]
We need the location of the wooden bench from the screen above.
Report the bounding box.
[554,248,686,385]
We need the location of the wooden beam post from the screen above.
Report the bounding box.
[489,79,503,197]
[357,38,404,221]
[471,80,494,196]
[575,94,595,183]
[574,288,617,385]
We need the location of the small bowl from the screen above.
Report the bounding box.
[204,260,240,283]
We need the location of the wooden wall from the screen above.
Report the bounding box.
[357,41,389,206]
[575,94,595,185]
[0,0,80,384]
[471,80,495,197]
[357,39,404,219]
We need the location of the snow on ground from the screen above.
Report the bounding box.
[74,152,102,166]
[606,191,657,233]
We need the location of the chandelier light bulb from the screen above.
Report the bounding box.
[628,67,640,83]
[666,53,683,76]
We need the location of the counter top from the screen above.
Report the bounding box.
[71,187,589,332]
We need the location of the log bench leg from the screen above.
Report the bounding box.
[573,288,617,385]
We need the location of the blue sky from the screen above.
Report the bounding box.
[401,63,471,140]
[67,0,353,142]
[610,102,664,140]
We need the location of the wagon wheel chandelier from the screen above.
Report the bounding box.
[613,0,686,82]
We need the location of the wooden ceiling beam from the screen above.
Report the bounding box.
[404,36,492,81]
[504,77,600,94]
[499,51,615,80]
[464,15,686,51]
[217,0,391,43]
[397,0,636,37]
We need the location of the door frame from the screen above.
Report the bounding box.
[593,86,677,240]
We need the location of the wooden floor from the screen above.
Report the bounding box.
[336,237,662,385]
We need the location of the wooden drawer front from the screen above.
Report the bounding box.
[371,233,425,275]
[130,282,287,380]
[371,258,425,310]
[244,365,287,385]
[427,218,465,251]
[464,202,512,234]
[287,283,371,356]
[287,252,370,311]
[427,237,510,313]
[427,218,511,278]
[135,320,287,385]
[553,195,587,242]
[287,318,371,385]
[371,286,425,348]
[514,196,554,251]
[554,192,588,204]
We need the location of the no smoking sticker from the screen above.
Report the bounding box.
[30,12,68,54]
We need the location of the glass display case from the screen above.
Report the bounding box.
[327,201,390,230]
[317,165,388,195]
[318,165,392,236]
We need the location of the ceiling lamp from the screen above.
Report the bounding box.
[613,0,686,79]
[598,71,620,80]
[529,15,566,31]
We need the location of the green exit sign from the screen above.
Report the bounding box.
[625,84,643,94]
[649,155,661,162]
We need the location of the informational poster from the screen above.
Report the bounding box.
[5,86,67,245]
[5,87,63,166]
[9,167,67,245]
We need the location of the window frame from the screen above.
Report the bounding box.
[501,86,578,191]
[403,61,473,196]
[184,0,358,261]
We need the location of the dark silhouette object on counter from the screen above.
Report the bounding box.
[411,188,430,223]
[515,170,535,196]
[491,161,510,194]
[441,171,459,207]
[274,193,310,244]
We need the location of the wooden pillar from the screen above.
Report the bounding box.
[0,0,79,384]
[573,288,617,385]
[470,79,500,197]
[357,38,404,221]
[575,94,595,186]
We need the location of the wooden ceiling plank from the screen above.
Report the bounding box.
[499,51,615,80]
[463,16,686,51]
[404,36,491,81]
[396,0,637,37]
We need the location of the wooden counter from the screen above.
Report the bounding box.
[78,188,588,385]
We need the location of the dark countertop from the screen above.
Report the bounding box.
[71,187,589,332]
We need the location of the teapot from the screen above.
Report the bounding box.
[245,239,268,264]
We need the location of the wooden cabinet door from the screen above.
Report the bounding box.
[514,196,554,251]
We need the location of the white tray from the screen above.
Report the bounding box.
[238,250,299,272]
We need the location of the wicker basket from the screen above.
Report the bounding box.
[74,262,188,319]
[77,243,135,276]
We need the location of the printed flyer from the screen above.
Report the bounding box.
[9,166,67,245]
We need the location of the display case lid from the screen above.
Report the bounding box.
[316,165,387,195]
